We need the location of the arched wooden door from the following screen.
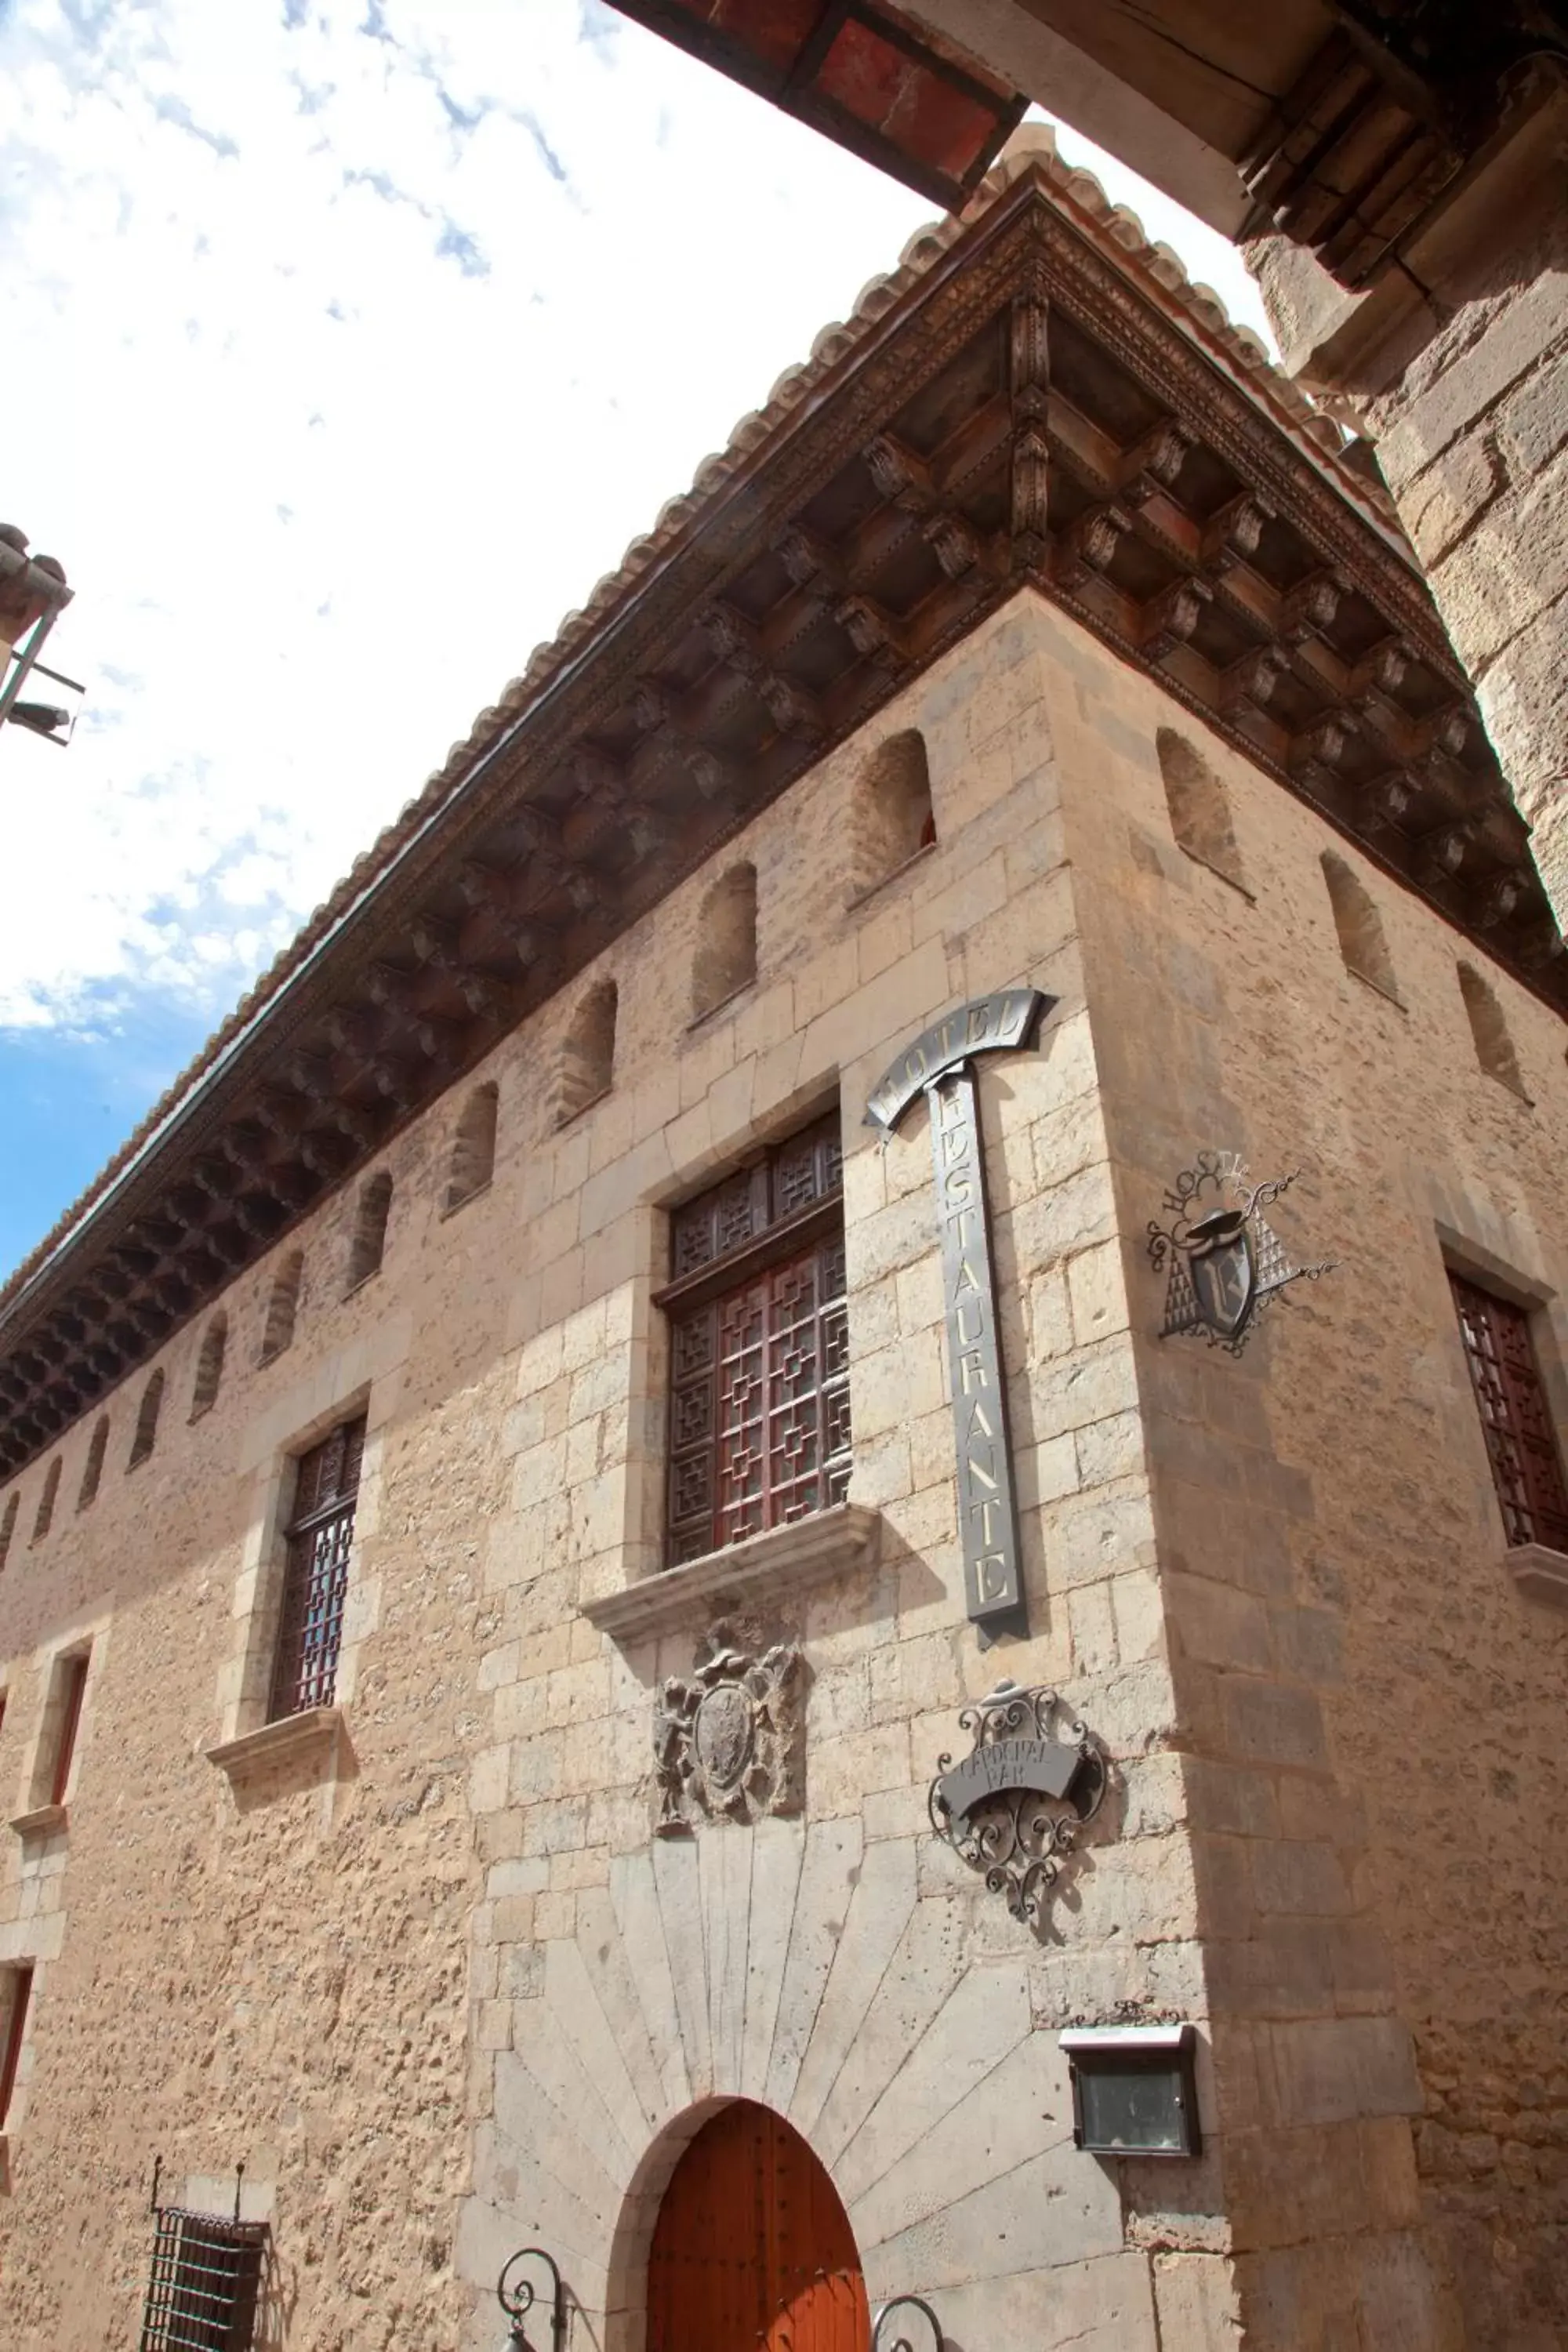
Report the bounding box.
[647,2101,869,2352]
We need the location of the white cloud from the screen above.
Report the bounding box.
[0,0,1274,1036]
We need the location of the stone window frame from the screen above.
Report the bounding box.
[209,1356,397,1780]
[9,1613,112,1841]
[1436,1220,1568,1610]
[0,1959,36,2141]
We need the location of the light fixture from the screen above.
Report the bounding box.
[1058,2024,1201,2158]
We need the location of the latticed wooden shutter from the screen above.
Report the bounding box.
[1449,1272,1568,1551]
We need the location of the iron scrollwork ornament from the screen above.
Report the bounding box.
[928,1681,1105,1928]
[496,2246,566,2352]
[654,1621,803,1834]
[1148,1150,1333,1356]
[872,2297,946,2352]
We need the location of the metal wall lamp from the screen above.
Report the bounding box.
[1058,2024,1202,2158]
[497,2246,568,2352]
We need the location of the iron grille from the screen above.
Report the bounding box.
[140,2208,267,2352]
[1449,1272,1568,1551]
[269,1414,365,1719]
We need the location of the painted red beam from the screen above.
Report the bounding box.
[603,0,1027,207]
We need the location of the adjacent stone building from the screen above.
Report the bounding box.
[0,136,1564,2352]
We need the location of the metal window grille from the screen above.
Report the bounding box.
[664,1116,849,1564]
[1449,1272,1568,1552]
[140,2207,267,2352]
[269,1415,366,1719]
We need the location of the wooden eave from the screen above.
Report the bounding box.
[0,146,1562,1483]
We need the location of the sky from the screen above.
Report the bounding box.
[0,0,1275,1279]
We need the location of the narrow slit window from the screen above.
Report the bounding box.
[0,1963,34,2130]
[446,1082,499,1210]
[691,862,757,1019]
[554,979,617,1126]
[31,1459,60,1544]
[1156,727,1247,889]
[1457,961,1529,1098]
[49,1652,90,1807]
[0,1492,18,1572]
[259,1252,303,1365]
[190,1313,227,1421]
[77,1418,108,1512]
[658,1112,849,1565]
[128,1370,165,1471]
[1450,1272,1568,1552]
[346,1171,393,1292]
[269,1415,367,1720]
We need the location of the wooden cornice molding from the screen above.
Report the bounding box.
[1,142,1563,1482]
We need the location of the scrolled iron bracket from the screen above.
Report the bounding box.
[928,1679,1106,1929]
[873,2294,945,2352]
[497,2245,567,2352]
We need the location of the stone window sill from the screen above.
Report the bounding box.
[205,1706,343,1784]
[1507,1543,1568,1609]
[1347,965,1406,1012]
[686,979,757,1035]
[1176,844,1254,902]
[845,839,936,913]
[9,1804,67,1842]
[440,1178,492,1221]
[582,1502,880,1642]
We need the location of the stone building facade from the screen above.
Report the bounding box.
[0,146,1564,2352]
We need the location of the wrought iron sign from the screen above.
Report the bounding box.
[1148,1151,1333,1356]
[928,1679,1105,1928]
[497,2245,567,2352]
[866,989,1052,1642]
[653,1621,804,1834]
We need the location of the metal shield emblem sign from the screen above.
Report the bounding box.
[1188,1224,1254,1338]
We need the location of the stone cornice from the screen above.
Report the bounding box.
[1,142,1562,1483]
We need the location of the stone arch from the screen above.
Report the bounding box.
[691,862,757,1019]
[554,979,618,1127]
[1457,960,1529,1097]
[190,1312,227,1421]
[128,1370,165,1470]
[31,1457,60,1544]
[1321,849,1400,1000]
[77,1417,109,1512]
[259,1250,303,1365]
[347,1170,393,1290]
[447,1081,499,1210]
[1156,725,1246,889]
[455,1820,1128,2350]
[851,729,935,896]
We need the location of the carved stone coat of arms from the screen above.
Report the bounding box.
[654,1622,803,1834]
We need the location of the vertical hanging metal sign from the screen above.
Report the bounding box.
[866,988,1051,1643]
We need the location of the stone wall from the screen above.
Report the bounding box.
[452,595,1230,2352]
[1043,597,1568,2350]
[1249,173,1568,934]
[2,586,1563,2350]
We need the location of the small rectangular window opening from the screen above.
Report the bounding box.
[1449,1271,1568,1553]
[0,1963,33,2130]
[139,2204,269,2352]
[268,1415,367,1721]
